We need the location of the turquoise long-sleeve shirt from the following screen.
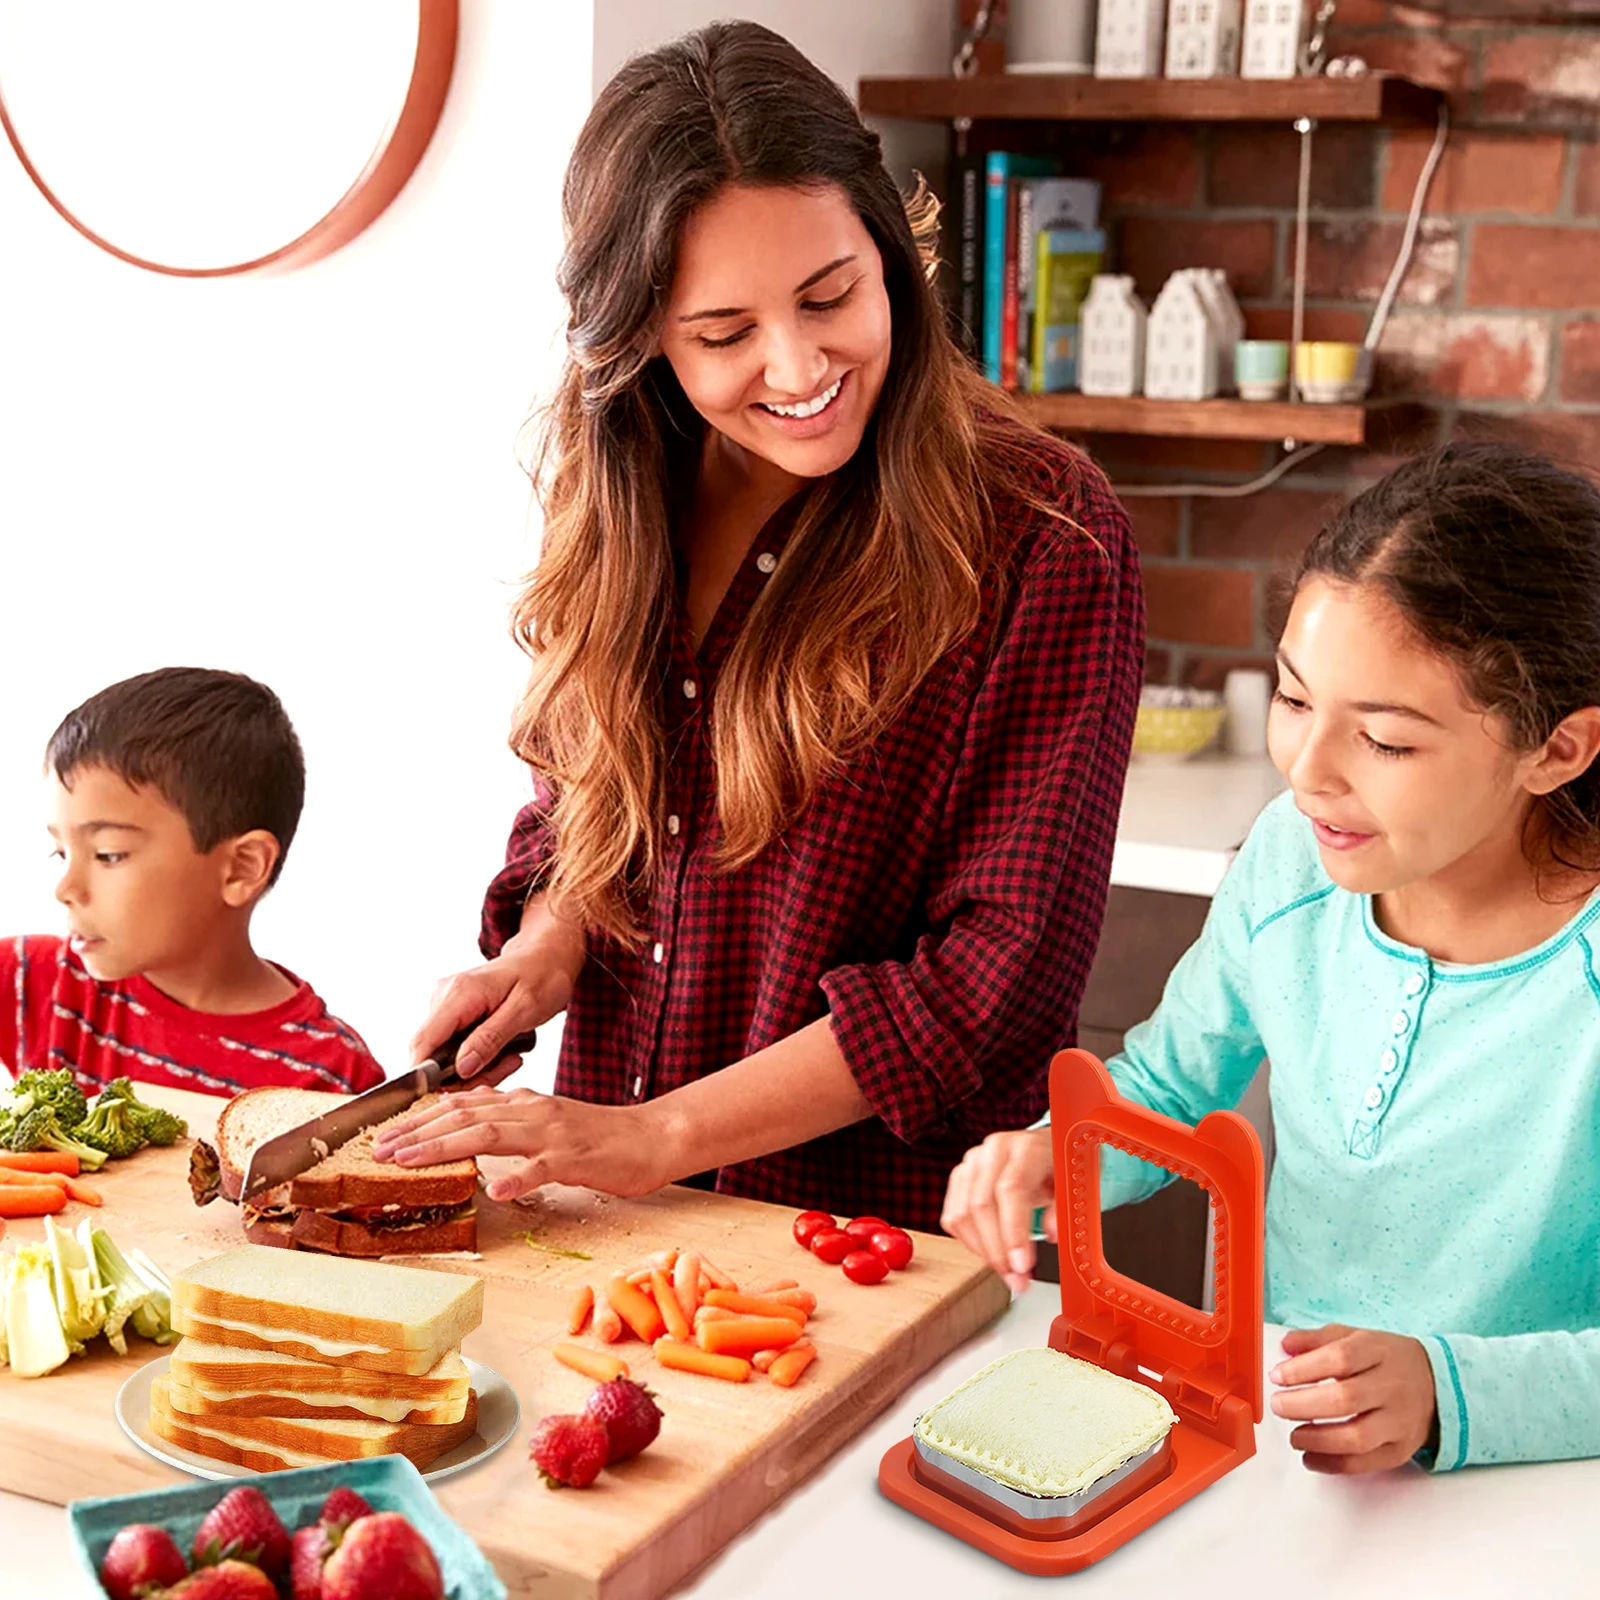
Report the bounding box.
[1096,791,1600,1472]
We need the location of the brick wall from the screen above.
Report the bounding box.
[953,1,1600,686]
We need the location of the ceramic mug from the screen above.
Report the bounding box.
[1234,340,1289,400]
[1295,341,1362,384]
[1006,0,1097,73]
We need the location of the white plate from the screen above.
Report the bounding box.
[115,1353,520,1484]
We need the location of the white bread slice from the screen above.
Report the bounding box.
[150,1376,478,1471]
[165,1375,468,1426]
[170,1340,469,1400]
[287,1095,477,1211]
[171,1245,483,1376]
[913,1348,1176,1498]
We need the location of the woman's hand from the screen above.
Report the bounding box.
[1270,1325,1438,1473]
[371,1084,665,1201]
[940,1128,1056,1295]
[411,895,587,1081]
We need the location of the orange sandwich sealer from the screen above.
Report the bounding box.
[879,1048,1266,1576]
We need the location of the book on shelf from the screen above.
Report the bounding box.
[1032,228,1107,394]
[1015,178,1101,392]
[982,151,1056,384]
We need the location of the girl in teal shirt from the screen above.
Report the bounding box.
[944,441,1600,1476]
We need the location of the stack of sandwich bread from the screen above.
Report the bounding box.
[193,1087,479,1258]
[155,1245,485,1472]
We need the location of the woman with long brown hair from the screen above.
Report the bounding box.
[374,21,1144,1231]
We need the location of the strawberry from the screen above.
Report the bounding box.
[100,1523,188,1600]
[317,1488,373,1534]
[191,1486,290,1577]
[161,1560,280,1600]
[320,1512,444,1600]
[528,1412,611,1488]
[289,1523,331,1600]
[582,1377,663,1464]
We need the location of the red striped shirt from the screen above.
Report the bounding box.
[481,429,1143,1232]
[0,935,384,1099]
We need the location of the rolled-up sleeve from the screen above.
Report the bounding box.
[820,477,1143,1147]
[479,774,558,958]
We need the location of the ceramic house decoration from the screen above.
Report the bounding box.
[1144,271,1218,402]
[1164,0,1242,78]
[1187,268,1245,393]
[1095,0,1167,78]
[1078,275,1148,397]
[1242,0,1306,79]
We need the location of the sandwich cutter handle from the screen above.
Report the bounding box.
[238,1025,539,1203]
[879,1048,1265,1575]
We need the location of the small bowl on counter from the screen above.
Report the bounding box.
[1132,688,1226,762]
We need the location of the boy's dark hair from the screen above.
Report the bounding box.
[46,668,305,888]
[1293,440,1600,874]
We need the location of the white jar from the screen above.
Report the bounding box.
[1009,0,1099,74]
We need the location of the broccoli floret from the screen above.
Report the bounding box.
[129,1101,186,1147]
[76,1097,147,1159]
[10,1106,108,1171]
[10,1068,89,1129]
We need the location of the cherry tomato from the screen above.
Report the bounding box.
[809,1228,853,1265]
[841,1249,889,1285]
[843,1215,891,1245]
[868,1228,914,1270]
[792,1210,835,1248]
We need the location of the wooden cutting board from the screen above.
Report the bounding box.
[0,1085,1008,1598]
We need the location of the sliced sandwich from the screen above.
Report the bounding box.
[150,1375,478,1472]
[168,1339,471,1425]
[170,1244,484,1377]
[913,1347,1176,1500]
[191,1085,478,1257]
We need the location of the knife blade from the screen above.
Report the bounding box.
[239,1027,538,1203]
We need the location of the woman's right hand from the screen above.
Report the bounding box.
[411,897,587,1081]
[941,1128,1057,1295]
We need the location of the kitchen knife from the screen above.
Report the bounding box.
[239,1026,539,1203]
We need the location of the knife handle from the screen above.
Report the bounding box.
[431,1026,541,1084]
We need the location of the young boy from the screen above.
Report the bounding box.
[0,668,384,1097]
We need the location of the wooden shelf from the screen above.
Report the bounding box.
[857,73,1441,125]
[1021,393,1368,444]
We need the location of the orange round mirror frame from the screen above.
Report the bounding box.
[0,0,457,277]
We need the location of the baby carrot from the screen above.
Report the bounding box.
[651,1269,691,1342]
[698,1317,804,1358]
[760,1287,818,1314]
[693,1306,737,1324]
[0,1168,63,1186]
[654,1337,751,1383]
[673,1251,701,1319]
[769,1344,818,1388]
[0,1151,77,1176]
[60,1175,102,1206]
[594,1299,625,1343]
[626,1268,656,1287]
[568,1285,595,1336]
[697,1253,737,1291]
[754,1337,813,1374]
[0,1184,67,1217]
[554,1341,630,1383]
[607,1274,666,1343]
[749,1279,799,1295]
[703,1290,808,1324]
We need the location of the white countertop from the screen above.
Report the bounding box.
[8,1283,1590,1599]
[1112,753,1285,897]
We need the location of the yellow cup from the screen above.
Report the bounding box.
[1295,341,1361,384]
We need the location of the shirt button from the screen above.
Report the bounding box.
[1364,1084,1385,1110]
[666,814,681,836]
[1404,972,1426,998]
[632,1075,644,1098]
[682,679,698,700]
[651,942,664,964]
[756,552,777,575]
[1380,1048,1400,1075]
[1391,1011,1411,1036]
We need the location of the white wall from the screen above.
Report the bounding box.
[592,1,953,188]
[0,2,594,1083]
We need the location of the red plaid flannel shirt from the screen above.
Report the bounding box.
[482,429,1143,1232]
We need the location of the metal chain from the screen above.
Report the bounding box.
[1301,0,1338,75]
[953,0,998,79]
